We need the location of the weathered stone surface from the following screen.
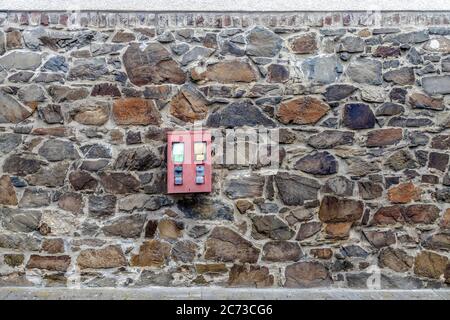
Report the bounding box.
[379,247,413,272]
[0,175,18,205]
[301,55,342,84]
[192,60,257,83]
[27,255,70,272]
[322,176,354,197]
[346,58,382,85]
[251,215,294,240]
[422,75,450,95]
[131,240,171,267]
[77,245,126,269]
[423,232,450,251]
[48,85,89,102]
[246,26,282,57]
[267,64,289,83]
[431,135,450,150]
[343,103,376,129]
[19,187,51,208]
[296,221,322,240]
[224,175,265,199]
[373,45,401,58]
[404,204,440,224]
[70,105,109,127]
[102,214,146,238]
[325,222,352,240]
[284,262,332,288]
[414,250,448,279]
[207,100,275,127]
[372,205,405,225]
[0,91,33,124]
[177,197,233,221]
[277,96,330,125]
[99,172,140,194]
[69,171,98,191]
[319,196,364,223]
[338,36,365,53]
[310,248,333,260]
[0,51,41,70]
[429,152,449,172]
[323,84,357,101]
[384,67,415,85]
[88,195,117,217]
[115,147,161,171]
[39,139,79,162]
[262,241,302,262]
[123,43,186,86]
[68,58,108,81]
[205,227,260,263]
[158,218,183,240]
[366,128,403,147]
[113,98,161,126]
[171,240,197,263]
[294,151,338,175]
[423,36,450,53]
[358,181,383,200]
[363,230,396,248]
[274,172,320,205]
[385,150,417,171]
[227,264,274,288]
[0,133,22,155]
[388,182,421,204]
[308,130,354,149]
[376,102,405,116]
[289,33,317,54]
[181,46,214,65]
[1,208,41,233]
[25,161,69,187]
[169,84,209,122]
[408,92,444,111]
[91,83,121,97]
[0,234,40,251]
[58,192,83,214]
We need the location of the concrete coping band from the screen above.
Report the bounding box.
[1,0,450,12]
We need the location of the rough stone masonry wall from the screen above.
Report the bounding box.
[0,11,450,289]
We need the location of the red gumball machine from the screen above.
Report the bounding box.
[167,130,212,194]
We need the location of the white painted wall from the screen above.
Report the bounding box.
[1,0,450,12]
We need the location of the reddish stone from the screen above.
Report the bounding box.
[372,205,405,225]
[27,255,71,272]
[91,83,121,97]
[408,92,444,111]
[113,98,161,126]
[169,85,209,122]
[404,204,440,224]
[388,182,421,204]
[131,240,171,267]
[41,238,65,254]
[289,33,318,54]
[77,245,126,269]
[191,61,257,83]
[319,196,364,223]
[277,96,330,125]
[366,128,403,147]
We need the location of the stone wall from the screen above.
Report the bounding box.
[0,11,449,289]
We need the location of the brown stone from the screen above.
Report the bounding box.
[373,46,401,58]
[205,227,260,263]
[195,263,228,274]
[310,248,333,260]
[91,83,121,97]
[69,171,98,191]
[296,221,322,240]
[325,222,352,240]
[113,98,161,126]
[372,205,405,225]
[99,172,140,194]
[227,264,274,288]
[408,92,444,111]
[277,96,330,125]
[431,135,450,150]
[169,85,209,122]
[319,196,364,223]
[77,245,126,269]
[41,238,65,254]
[366,128,403,147]
[404,204,440,224]
[267,64,289,83]
[157,219,183,240]
[0,175,18,205]
[131,240,171,267]
[4,254,25,267]
[123,43,186,86]
[284,262,332,288]
[58,192,83,214]
[235,199,254,214]
[72,105,110,126]
[191,60,257,83]
[379,247,413,272]
[423,233,450,251]
[388,182,421,204]
[383,67,415,85]
[363,230,396,248]
[441,208,450,229]
[262,241,302,262]
[6,30,23,49]
[289,33,318,54]
[26,255,71,271]
[414,250,448,279]
[112,31,136,43]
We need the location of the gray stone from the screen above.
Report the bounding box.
[38,104,63,124]
[18,188,51,208]
[422,76,450,95]
[177,197,233,221]
[294,151,338,175]
[251,215,294,240]
[8,71,34,83]
[118,194,173,212]
[0,133,22,154]
[346,58,382,85]
[3,154,44,176]
[337,36,365,53]
[384,31,429,44]
[0,208,41,233]
[0,51,42,70]
[88,195,117,218]
[102,214,146,238]
[80,144,112,159]
[224,175,265,199]
[246,26,283,57]
[322,176,354,197]
[0,91,33,124]
[0,233,41,251]
[114,147,161,171]
[274,172,320,205]
[181,46,214,65]
[43,56,68,73]
[343,103,376,129]
[324,84,357,101]
[68,58,108,81]
[26,161,70,187]
[38,139,79,162]
[206,100,276,128]
[301,55,342,84]
[17,84,46,104]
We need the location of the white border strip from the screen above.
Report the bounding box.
[1,0,450,12]
[1,287,450,300]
